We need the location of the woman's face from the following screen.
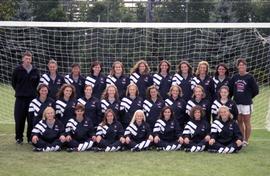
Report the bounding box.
[160,62,169,73]
[75,109,84,119]
[39,87,48,98]
[219,88,229,99]
[194,87,203,100]
[135,112,144,124]
[138,63,146,73]
[72,66,80,76]
[84,86,93,97]
[114,63,123,75]
[106,112,114,124]
[64,87,73,98]
[217,65,226,77]
[150,88,158,99]
[180,63,189,74]
[107,86,116,98]
[45,109,55,121]
[238,62,247,74]
[219,108,230,122]
[128,85,137,97]
[163,108,172,121]
[194,110,201,120]
[48,63,57,74]
[199,64,207,75]
[93,64,101,75]
[171,86,179,98]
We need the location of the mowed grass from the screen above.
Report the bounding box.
[0,124,270,176]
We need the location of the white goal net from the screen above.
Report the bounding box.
[0,22,269,129]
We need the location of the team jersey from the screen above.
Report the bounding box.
[77,96,102,127]
[212,76,230,98]
[96,121,124,142]
[191,75,215,102]
[65,117,94,143]
[211,99,238,120]
[32,119,64,143]
[55,98,76,125]
[100,99,121,118]
[143,98,165,129]
[153,118,182,142]
[120,96,143,127]
[64,74,85,98]
[29,97,55,126]
[165,97,188,128]
[172,73,193,101]
[229,73,259,105]
[85,74,106,99]
[153,73,173,99]
[182,119,210,143]
[130,72,153,99]
[39,73,65,100]
[106,74,130,99]
[186,98,211,122]
[210,119,243,144]
[124,121,151,143]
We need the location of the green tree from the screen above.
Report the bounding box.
[253,1,270,22]
[13,0,33,21]
[232,0,254,22]
[210,0,237,22]
[0,0,17,20]
[30,0,67,21]
[87,0,134,22]
[188,0,214,22]
[135,2,146,22]
[154,0,186,22]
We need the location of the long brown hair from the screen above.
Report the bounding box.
[101,84,119,100]
[177,60,193,75]
[100,109,116,126]
[130,59,150,74]
[146,85,162,100]
[57,84,76,99]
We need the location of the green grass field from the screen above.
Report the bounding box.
[0,84,269,176]
[0,124,269,176]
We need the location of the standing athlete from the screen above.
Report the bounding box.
[12,51,40,144]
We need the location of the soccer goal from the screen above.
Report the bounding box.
[0,22,269,129]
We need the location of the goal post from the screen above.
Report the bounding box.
[0,21,269,129]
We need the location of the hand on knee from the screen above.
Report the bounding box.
[96,136,102,143]
[184,138,190,144]
[154,136,160,144]
[236,140,243,147]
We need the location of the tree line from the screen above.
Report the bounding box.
[1,0,270,22]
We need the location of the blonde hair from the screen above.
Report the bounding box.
[195,61,209,76]
[110,61,125,75]
[168,85,183,97]
[130,110,146,124]
[192,85,206,99]
[130,60,150,74]
[48,59,58,66]
[218,105,233,119]
[126,83,139,97]
[102,84,119,100]
[42,107,55,120]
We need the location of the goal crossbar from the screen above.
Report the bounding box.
[1,21,270,28]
